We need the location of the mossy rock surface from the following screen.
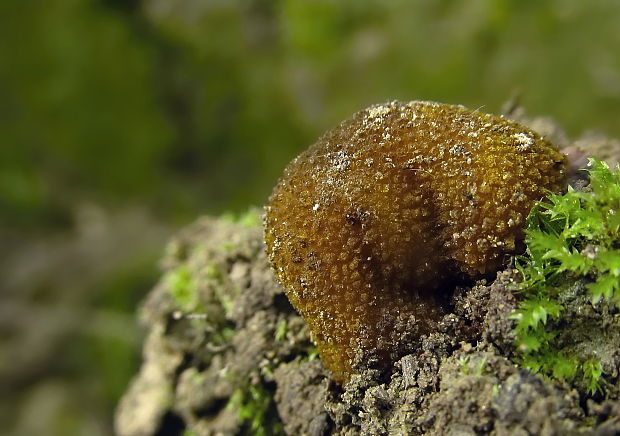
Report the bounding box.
[116,114,620,436]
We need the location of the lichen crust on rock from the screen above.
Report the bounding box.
[264,100,566,383]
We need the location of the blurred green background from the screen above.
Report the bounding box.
[1,0,619,435]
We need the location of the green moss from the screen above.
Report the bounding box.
[212,326,236,346]
[227,384,283,436]
[203,263,236,317]
[221,208,262,228]
[205,263,223,281]
[306,346,320,362]
[166,265,201,313]
[511,158,620,394]
[582,358,604,395]
[457,355,487,376]
[274,319,288,342]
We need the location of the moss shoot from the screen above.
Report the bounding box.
[512,158,620,394]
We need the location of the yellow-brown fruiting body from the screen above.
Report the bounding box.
[264,101,566,384]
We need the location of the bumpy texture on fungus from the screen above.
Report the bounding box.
[264,101,566,384]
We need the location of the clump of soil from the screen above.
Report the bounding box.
[116,116,620,436]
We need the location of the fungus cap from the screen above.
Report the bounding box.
[264,100,566,383]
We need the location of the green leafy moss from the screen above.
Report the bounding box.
[166,265,201,313]
[306,346,320,362]
[511,158,620,394]
[221,208,262,228]
[227,384,283,436]
[457,355,487,376]
[274,319,288,342]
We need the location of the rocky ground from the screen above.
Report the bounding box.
[116,114,620,436]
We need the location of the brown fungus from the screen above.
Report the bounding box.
[264,101,566,384]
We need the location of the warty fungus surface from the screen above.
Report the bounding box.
[264,100,566,384]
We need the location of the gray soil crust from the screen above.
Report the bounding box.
[116,114,620,436]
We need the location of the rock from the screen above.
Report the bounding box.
[117,114,620,434]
